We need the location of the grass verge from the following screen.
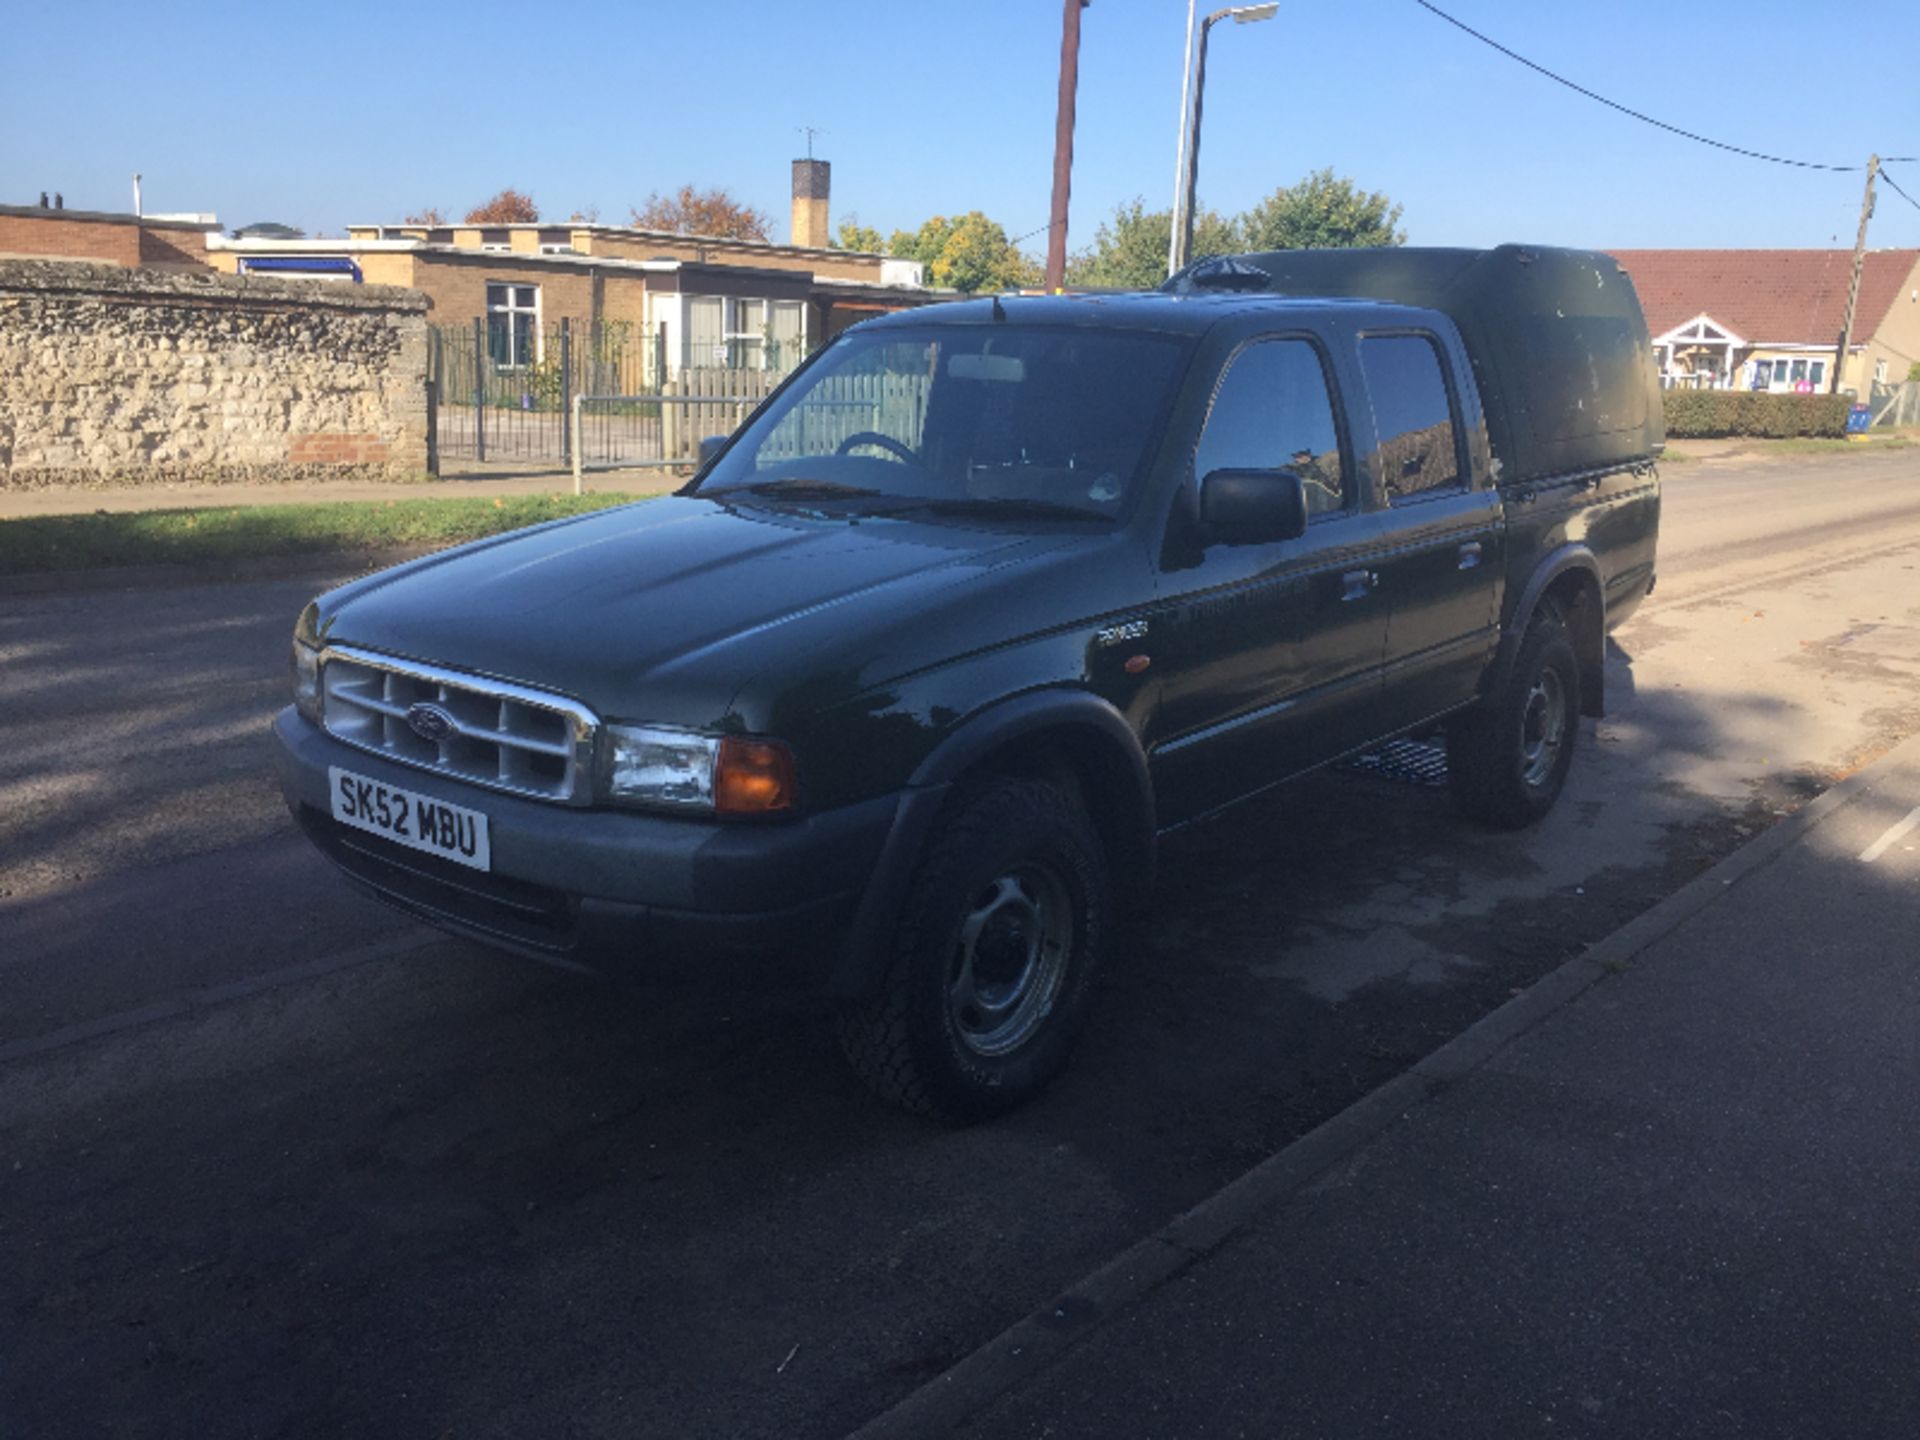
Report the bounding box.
[1759,435,1913,455]
[0,492,642,575]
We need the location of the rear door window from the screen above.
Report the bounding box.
[1358,335,1463,503]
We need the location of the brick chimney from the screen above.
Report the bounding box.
[791,158,830,250]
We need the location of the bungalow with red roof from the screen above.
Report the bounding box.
[1606,248,1920,398]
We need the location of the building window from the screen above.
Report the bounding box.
[684,296,809,370]
[769,301,805,369]
[487,282,540,368]
[727,298,768,370]
[1761,357,1827,392]
[687,296,726,367]
[1876,359,1890,386]
[540,243,574,255]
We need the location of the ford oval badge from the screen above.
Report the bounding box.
[405,702,456,743]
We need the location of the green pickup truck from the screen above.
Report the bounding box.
[275,245,1663,1119]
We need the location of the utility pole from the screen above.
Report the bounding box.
[1045,0,1090,295]
[1831,154,1879,396]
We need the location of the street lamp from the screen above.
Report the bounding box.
[1168,2,1278,276]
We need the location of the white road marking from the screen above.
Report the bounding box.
[1859,805,1920,864]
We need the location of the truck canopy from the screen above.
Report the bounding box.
[1166,245,1665,482]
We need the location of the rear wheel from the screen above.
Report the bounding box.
[834,778,1109,1121]
[1448,611,1581,828]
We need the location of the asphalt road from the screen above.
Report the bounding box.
[3,448,1919,1438]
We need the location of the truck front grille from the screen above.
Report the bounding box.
[320,645,598,805]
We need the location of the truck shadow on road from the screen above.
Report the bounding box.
[8,635,1886,1439]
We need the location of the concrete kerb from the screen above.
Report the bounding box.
[847,728,1920,1440]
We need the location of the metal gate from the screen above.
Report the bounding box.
[428,320,801,472]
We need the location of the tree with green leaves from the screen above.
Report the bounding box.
[1239,168,1405,252]
[1068,198,1243,291]
[831,218,887,253]
[882,213,1039,292]
[930,212,1040,293]
[887,215,956,266]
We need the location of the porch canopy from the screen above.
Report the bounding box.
[1652,312,1745,383]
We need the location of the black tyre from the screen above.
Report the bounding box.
[834,778,1110,1121]
[1448,612,1581,829]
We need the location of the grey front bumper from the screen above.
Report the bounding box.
[272,707,901,975]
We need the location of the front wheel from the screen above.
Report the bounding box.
[1448,612,1581,828]
[834,778,1110,1121]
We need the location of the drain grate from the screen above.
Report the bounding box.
[1340,738,1450,787]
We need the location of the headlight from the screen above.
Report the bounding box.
[603,724,797,816]
[291,644,323,726]
[291,602,325,724]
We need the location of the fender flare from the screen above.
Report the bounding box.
[827,689,1156,999]
[1486,543,1605,713]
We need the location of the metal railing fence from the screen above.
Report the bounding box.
[427,320,803,470]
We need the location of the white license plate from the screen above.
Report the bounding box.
[328,766,492,871]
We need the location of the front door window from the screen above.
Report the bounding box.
[1193,339,1347,516]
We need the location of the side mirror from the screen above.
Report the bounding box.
[1198,468,1309,544]
[697,435,729,466]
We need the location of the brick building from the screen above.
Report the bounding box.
[0,202,219,270]
[206,164,941,379]
[209,225,935,378]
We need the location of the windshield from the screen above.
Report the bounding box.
[695,324,1192,522]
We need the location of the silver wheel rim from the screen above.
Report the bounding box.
[947,863,1074,1058]
[1520,667,1567,789]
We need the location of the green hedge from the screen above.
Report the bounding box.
[1660,390,1851,439]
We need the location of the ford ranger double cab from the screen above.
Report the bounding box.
[275,244,1663,1119]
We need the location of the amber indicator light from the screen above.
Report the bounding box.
[1124,654,1152,675]
[714,736,799,814]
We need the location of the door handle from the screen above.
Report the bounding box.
[1458,541,1482,570]
[1341,569,1379,602]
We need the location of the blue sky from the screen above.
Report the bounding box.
[6,0,1918,255]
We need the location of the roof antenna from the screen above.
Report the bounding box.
[991,294,1007,321]
[796,125,826,159]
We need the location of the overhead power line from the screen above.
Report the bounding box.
[1413,1,1913,174]
[1880,167,1920,216]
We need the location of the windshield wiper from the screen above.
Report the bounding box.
[876,496,1111,523]
[705,478,883,501]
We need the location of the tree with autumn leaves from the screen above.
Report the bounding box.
[462,189,540,224]
[632,185,770,242]
[412,184,768,240]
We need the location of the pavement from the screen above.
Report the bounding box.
[857,731,1920,1439]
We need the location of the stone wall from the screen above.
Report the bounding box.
[0,260,430,489]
